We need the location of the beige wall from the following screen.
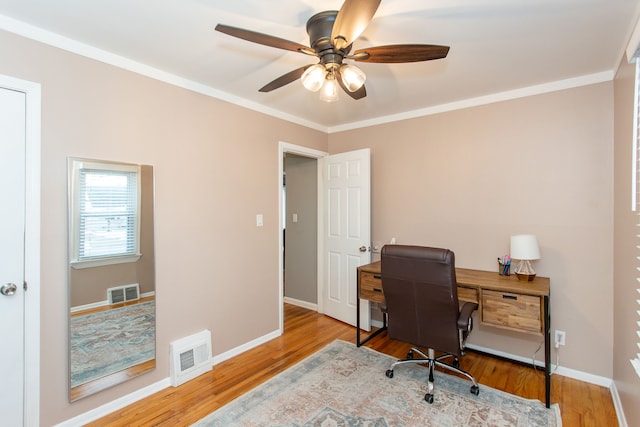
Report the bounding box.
[329,83,614,376]
[613,57,640,426]
[0,30,326,425]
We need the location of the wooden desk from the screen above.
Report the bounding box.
[356,260,551,407]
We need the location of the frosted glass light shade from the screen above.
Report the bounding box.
[510,234,540,260]
[340,64,366,92]
[301,64,327,92]
[319,76,339,102]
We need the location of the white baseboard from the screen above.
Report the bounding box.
[552,364,612,388]
[70,291,156,313]
[283,296,318,311]
[211,329,282,365]
[609,381,629,427]
[371,319,384,329]
[53,378,171,427]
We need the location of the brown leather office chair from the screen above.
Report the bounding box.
[381,244,480,403]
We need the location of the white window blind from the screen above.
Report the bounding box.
[69,159,141,268]
[78,168,138,259]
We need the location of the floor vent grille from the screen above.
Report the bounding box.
[107,284,140,304]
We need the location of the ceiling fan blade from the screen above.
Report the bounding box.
[352,44,450,63]
[335,69,367,100]
[331,0,381,50]
[215,24,315,55]
[343,83,367,100]
[259,65,312,92]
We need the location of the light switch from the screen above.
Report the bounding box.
[256,214,263,227]
[293,213,298,223]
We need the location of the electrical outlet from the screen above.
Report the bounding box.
[554,330,566,348]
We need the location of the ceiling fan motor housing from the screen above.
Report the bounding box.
[306,11,351,68]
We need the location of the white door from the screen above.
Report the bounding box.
[322,148,371,329]
[0,87,26,426]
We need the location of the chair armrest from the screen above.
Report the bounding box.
[457,302,478,330]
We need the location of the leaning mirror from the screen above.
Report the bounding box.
[67,158,155,401]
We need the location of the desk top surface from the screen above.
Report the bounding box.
[358,260,550,296]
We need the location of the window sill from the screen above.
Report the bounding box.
[70,254,141,269]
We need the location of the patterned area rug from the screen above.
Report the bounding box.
[70,301,155,387]
[194,340,561,427]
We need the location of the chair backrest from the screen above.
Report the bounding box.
[381,245,462,356]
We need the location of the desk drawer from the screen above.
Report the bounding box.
[359,272,385,303]
[458,286,478,304]
[481,290,542,335]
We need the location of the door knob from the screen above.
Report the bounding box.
[359,246,368,252]
[1,283,17,296]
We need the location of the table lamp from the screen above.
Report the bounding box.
[510,234,540,281]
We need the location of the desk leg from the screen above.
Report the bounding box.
[356,302,387,346]
[356,272,387,346]
[544,295,551,408]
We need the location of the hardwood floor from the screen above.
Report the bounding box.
[87,304,617,426]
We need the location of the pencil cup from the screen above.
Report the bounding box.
[498,261,510,276]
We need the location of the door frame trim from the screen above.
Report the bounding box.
[278,142,328,332]
[0,74,41,427]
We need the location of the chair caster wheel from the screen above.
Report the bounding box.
[406,350,414,359]
[470,385,480,396]
[453,358,460,368]
[385,370,394,378]
[425,393,434,404]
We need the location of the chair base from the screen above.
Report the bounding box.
[385,347,480,403]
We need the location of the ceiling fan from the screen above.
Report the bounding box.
[215,0,449,102]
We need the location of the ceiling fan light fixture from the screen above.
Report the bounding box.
[319,73,339,102]
[340,64,366,92]
[301,64,327,92]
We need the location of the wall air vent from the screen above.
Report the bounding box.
[170,330,213,386]
[107,283,140,304]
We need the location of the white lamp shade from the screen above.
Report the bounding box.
[510,234,540,260]
[340,64,366,92]
[301,64,327,92]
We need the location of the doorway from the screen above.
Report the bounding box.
[278,142,327,331]
[278,143,372,331]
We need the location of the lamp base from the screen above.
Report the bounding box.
[515,260,536,281]
[515,272,536,281]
